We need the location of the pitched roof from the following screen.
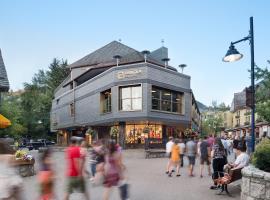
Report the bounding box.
[68,41,146,68]
[0,49,9,92]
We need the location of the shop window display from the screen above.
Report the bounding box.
[125,124,162,144]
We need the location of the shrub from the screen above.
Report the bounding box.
[252,138,270,172]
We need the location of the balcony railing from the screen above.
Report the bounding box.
[244,121,250,125]
[235,115,240,119]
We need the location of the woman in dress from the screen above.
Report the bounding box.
[38,148,55,200]
[210,137,227,189]
[168,139,181,177]
[103,140,123,200]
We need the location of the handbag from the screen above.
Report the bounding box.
[119,183,129,200]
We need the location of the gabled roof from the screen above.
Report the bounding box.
[68,41,146,69]
[0,49,9,92]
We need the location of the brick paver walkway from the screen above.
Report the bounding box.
[23,149,241,200]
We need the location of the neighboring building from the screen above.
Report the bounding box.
[0,49,9,92]
[51,41,201,147]
[225,88,270,138]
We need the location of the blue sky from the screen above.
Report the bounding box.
[1,0,270,106]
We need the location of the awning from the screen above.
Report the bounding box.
[0,114,11,128]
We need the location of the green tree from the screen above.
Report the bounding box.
[255,62,270,122]
[20,59,69,139]
[0,92,26,139]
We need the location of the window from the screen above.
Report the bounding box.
[100,89,112,113]
[152,86,183,113]
[70,103,75,116]
[119,85,142,111]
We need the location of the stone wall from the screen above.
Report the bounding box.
[241,165,270,200]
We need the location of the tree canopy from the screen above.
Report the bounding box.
[255,61,270,122]
[0,58,69,139]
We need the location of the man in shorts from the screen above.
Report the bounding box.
[165,137,174,174]
[199,136,211,177]
[186,137,197,177]
[64,137,90,200]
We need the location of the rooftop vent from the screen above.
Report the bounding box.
[161,58,170,68]
[113,55,122,66]
[178,64,187,73]
[141,50,150,63]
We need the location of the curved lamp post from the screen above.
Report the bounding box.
[223,16,255,152]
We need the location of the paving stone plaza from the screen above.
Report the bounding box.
[23,149,240,200]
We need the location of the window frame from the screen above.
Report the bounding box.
[119,84,142,111]
[100,89,112,114]
[151,86,183,114]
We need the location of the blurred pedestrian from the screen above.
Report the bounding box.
[199,136,211,178]
[186,137,197,177]
[64,137,90,200]
[210,138,227,190]
[89,141,98,181]
[103,140,123,200]
[168,139,181,177]
[0,139,24,200]
[38,148,55,200]
[165,137,174,174]
[178,138,185,167]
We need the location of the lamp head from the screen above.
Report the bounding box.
[223,44,243,62]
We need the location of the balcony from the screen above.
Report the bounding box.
[244,121,250,126]
[235,124,240,128]
[235,115,240,119]
[244,112,251,116]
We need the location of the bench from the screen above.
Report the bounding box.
[145,149,166,159]
[215,168,243,196]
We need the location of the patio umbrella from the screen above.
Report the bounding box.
[0,114,11,128]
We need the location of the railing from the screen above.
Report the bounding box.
[244,121,250,125]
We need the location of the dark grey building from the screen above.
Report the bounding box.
[51,41,200,147]
[0,49,9,92]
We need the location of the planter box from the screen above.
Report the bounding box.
[241,165,270,200]
[13,158,35,177]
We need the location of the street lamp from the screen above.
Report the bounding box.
[223,16,255,152]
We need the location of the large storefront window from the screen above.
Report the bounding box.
[100,89,111,113]
[125,124,162,144]
[152,86,183,113]
[119,85,142,111]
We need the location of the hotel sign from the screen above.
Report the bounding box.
[117,69,142,79]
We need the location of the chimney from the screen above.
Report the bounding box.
[113,55,122,66]
[162,58,170,68]
[141,50,150,63]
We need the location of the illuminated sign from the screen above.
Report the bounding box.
[117,69,142,79]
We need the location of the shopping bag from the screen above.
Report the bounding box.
[119,183,129,200]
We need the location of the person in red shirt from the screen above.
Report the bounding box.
[64,137,90,200]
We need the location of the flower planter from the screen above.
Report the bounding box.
[241,165,270,200]
[13,158,35,177]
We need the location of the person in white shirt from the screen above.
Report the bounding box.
[178,138,186,167]
[226,145,250,170]
[165,137,174,174]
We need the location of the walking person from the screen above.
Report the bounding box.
[38,148,55,200]
[103,140,123,200]
[89,141,98,181]
[199,136,211,178]
[210,137,227,190]
[186,137,197,177]
[165,137,174,174]
[178,138,185,167]
[168,139,181,177]
[64,137,90,200]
